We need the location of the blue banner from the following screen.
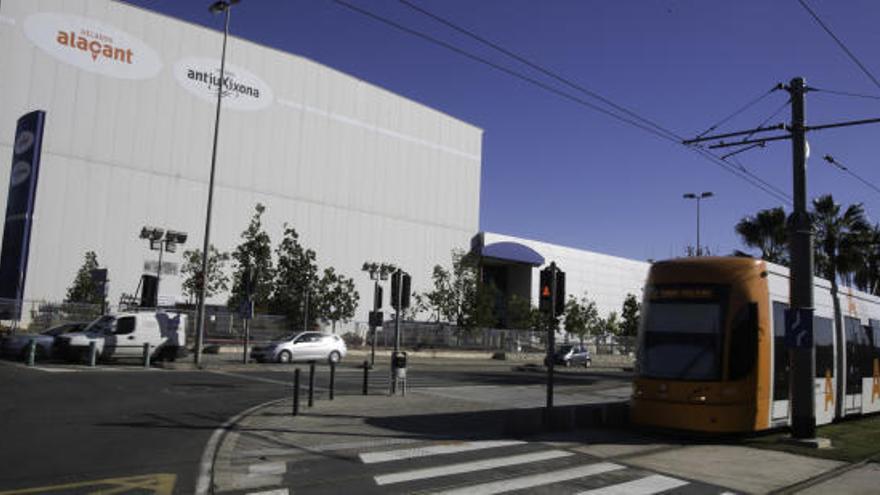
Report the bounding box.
[0,110,46,320]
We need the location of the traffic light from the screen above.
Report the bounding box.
[539,268,553,313]
[373,285,383,310]
[555,271,565,315]
[539,263,565,316]
[391,271,411,310]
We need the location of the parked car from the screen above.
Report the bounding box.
[251,331,347,364]
[54,311,187,362]
[0,322,88,360]
[552,344,592,367]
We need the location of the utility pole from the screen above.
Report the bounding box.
[683,76,880,441]
[787,77,817,439]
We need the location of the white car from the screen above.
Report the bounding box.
[251,332,347,364]
[54,312,187,362]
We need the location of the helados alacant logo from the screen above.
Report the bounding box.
[174,57,274,111]
[23,12,162,80]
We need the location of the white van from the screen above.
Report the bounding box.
[55,311,188,362]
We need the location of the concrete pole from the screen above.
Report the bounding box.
[788,76,817,439]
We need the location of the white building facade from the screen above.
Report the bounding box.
[0,0,481,322]
[0,0,649,329]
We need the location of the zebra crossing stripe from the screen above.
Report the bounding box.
[574,474,689,495]
[245,489,289,495]
[360,440,526,464]
[431,462,626,495]
[374,449,572,485]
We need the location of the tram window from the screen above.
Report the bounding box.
[844,317,865,394]
[871,320,880,359]
[814,316,834,379]
[641,302,722,380]
[728,303,758,380]
[772,301,789,401]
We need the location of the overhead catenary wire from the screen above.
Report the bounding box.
[812,87,880,101]
[824,155,880,197]
[695,86,780,138]
[797,0,880,91]
[330,0,792,204]
[743,98,791,141]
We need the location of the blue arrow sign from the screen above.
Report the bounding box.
[785,307,814,349]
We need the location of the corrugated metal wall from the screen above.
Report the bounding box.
[0,0,482,323]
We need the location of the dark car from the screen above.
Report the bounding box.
[552,344,592,367]
[0,322,88,360]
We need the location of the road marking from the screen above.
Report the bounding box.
[195,397,288,495]
[247,489,289,495]
[374,449,572,485]
[0,473,176,494]
[248,462,287,475]
[240,437,420,458]
[208,370,293,386]
[31,367,77,373]
[361,440,526,464]
[575,474,689,494]
[431,462,625,495]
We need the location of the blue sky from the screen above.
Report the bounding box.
[124,0,880,262]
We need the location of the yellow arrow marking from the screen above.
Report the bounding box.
[0,473,176,495]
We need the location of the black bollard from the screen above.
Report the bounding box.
[308,361,316,407]
[329,360,336,401]
[362,360,369,396]
[293,368,300,416]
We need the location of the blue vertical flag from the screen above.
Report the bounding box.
[0,111,46,320]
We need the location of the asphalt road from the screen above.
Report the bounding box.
[0,357,631,494]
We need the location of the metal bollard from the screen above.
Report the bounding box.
[329,360,336,401]
[362,360,369,396]
[292,368,300,416]
[143,343,151,369]
[89,341,97,367]
[308,361,316,407]
[27,340,36,367]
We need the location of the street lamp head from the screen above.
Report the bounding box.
[683,193,697,199]
[209,0,240,14]
[140,226,165,241]
[700,192,714,198]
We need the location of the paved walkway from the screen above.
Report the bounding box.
[206,385,873,494]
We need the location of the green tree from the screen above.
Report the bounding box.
[316,267,359,333]
[506,293,535,330]
[564,294,599,343]
[812,194,869,285]
[735,207,789,265]
[181,245,230,304]
[228,204,274,312]
[271,224,319,329]
[620,293,641,337]
[602,311,621,338]
[419,249,498,331]
[420,264,455,322]
[853,223,880,295]
[65,251,104,305]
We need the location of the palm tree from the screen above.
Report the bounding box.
[811,194,870,285]
[852,223,880,295]
[735,207,789,265]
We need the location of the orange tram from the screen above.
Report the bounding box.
[630,256,880,433]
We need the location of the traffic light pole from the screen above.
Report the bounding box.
[392,270,402,394]
[371,280,379,368]
[788,77,817,439]
[546,263,558,412]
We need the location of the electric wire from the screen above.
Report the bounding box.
[397,0,681,142]
[330,0,791,204]
[812,87,880,101]
[695,86,779,138]
[824,155,880,197]
[743,99,791,142]
[797,0,880,91]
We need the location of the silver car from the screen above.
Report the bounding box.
[251,332,347,364]
[0,322,88,360]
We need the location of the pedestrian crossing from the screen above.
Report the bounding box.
[236,437,736,494]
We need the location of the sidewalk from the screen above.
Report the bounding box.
[205,384,872,494]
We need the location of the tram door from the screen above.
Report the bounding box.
[844,317,865,414]
[771,302,790,421]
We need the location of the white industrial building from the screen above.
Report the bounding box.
[0,0,647,328]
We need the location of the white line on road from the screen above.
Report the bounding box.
[208,370,293,386]
[431,462,626,495]
[374,449,572,485]
[574,474,689,494]
[246,489,289,495]
[240,437,420,458]
[248,461,287,475]
[194,397,287,495]
[360,440,525,464]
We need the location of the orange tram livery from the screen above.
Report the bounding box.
[630,256,880,433]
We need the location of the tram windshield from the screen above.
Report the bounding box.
[641,302,723,380]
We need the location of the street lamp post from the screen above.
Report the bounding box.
[195,0,240,365]
[683,191,714,256]
[140,227,187,307]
